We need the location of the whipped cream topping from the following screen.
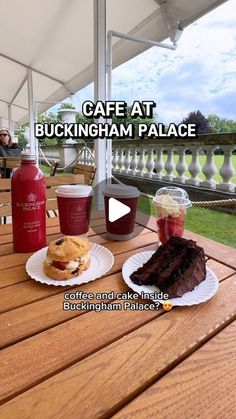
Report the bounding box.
[46,251,89,270]
[154,195,181,217]
[80,253,90,265]
[66,260,79,270]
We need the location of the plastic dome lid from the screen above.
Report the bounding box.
[153,187,192,208]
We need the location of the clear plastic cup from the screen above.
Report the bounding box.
[152,187,192,244]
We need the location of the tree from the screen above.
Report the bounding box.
[112,105,155,139]
[207,114,236,133]
[182,110,211,134]
[15,123,28,148]
[15,112,61,146]
[76,112,93,125]
[38,112,60,124]
[59,103,76,110]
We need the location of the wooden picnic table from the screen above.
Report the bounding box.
[0,212,235,418]
[0,174,85,191]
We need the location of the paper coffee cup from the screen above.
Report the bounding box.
[103,184,140,241]
[56,185,94,235]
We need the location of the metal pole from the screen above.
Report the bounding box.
[106,30,176,182]
[106,32,113,182]
[94,0,107,209]
[7,105,12,137]
[0,52,71,94]
[27,68,37,162]
[108,30,176,50]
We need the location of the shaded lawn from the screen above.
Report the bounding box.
[40,164,66,176]
[40,164,51,176]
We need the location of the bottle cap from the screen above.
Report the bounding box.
[21,153,36,160]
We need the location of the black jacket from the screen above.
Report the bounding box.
[0,144,21,178]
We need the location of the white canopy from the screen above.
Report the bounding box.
[0,0,227,126]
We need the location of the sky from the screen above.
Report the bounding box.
[72,0,236,125]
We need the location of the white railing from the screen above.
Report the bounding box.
[112,133,236,193]
[76,146,95,165]
[39,134,236,192]
[39,146,60,163]
[40,144,95,168]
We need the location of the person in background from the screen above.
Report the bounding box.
[0,129,21,178]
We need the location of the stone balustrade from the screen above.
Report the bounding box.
[40,133,236,193]
[112,133,236,193]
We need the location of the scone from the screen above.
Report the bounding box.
[43,236,91,280]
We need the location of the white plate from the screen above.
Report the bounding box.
[26,243,114,286]
[122,251,219,306]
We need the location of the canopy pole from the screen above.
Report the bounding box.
[94,0,107,209]
[106,33,112,182]
[107,30,177,50]
[106,30,177,181]
[7,105,13,137]
[0,99,28,111]
[27,69,37,163]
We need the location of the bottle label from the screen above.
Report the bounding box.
[23,220,41,233]
[11,165,46,252]
[16,201,45,211]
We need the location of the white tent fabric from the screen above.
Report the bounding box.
[0,0,227,126]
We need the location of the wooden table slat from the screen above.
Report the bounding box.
[0,233,159,312]
[0,275,235,415]
[0,241,158,290]
[0,211,235,418]
[0,258,233,349]
[114,320,236,419]
[0,230,158,272]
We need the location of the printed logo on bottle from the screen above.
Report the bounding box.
[27,193,37,202]
[16,191,44,211]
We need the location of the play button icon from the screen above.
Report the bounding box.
[92,179,151,239]
[108,198,131,222]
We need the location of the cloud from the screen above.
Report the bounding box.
[73,0,236,124]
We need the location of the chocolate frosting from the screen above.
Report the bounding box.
[130,236,206,298]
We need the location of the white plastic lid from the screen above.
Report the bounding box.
[153,186,192,208]
[56,184,94,198]
[103,184,140,198]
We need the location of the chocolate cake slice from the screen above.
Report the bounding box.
[130,237,206,298]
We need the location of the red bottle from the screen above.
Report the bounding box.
[11,154,46,252]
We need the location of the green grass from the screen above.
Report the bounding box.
[40,164,67,176]
[40,164,51,175]
[144,154,236,183]
[138,195,236,248]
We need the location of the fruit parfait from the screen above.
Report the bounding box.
[153,187,192,244]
